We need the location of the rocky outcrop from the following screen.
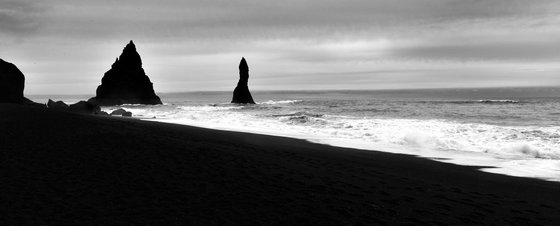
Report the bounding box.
[89,40,162,106]
[110,108,132,117]
[231,57,255,104]
[0,59,38,105]
[47,99,110,115]
[68,101,102,115]
[47,99,69,110]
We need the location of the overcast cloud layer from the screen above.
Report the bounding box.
[1,0,559,94]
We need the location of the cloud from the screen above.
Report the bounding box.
[383,14,560,62]
[0,1,46,38]
[5,0,560,94]
[31,0,560,41]
[393,42,560,62]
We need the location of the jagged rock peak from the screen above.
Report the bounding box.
[88,40,162,106]
[114,40,142,68]
[47,99,69,110]
[231,57,255,104]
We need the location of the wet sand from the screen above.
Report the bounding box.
[1,103,559,225]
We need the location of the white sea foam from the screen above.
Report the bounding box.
[259,100,303,105]
[107,102,560,181]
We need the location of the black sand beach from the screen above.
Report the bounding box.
[1,103,559,225]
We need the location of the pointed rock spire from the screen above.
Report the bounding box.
[231,57,255,104]
[239,57,248,74]
[89,40,162,106]
[117,40,142,68]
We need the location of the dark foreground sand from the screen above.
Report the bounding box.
[1,104,559,225]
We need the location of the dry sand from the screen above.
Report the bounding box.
[1,103,559,225]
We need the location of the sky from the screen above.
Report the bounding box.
[1,0,560,95]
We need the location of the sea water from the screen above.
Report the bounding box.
[31,87,560,181]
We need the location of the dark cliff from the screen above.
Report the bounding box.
[0,59,39,105]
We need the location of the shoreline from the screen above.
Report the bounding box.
[142,110,560,182]
[1,103,559,224]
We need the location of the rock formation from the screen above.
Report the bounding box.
[46,99,110,115]
[89,40,162,106]
[68,101,102,115]
[110,108,132,117]
[47,99,69,110]
[0,59,40,105]
[231,57,255,104]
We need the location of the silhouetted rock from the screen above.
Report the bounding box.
[110,108,126,115]
[89,41,162,106]
[0,59,39,105]
[110,108,132,117]
[68,101,101,115]
[47,99,69,110]
[231,57,255,104]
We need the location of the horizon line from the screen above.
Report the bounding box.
[25,85,560,96]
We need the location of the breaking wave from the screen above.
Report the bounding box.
[259,100,303,105]
[104,100,560,181]
[125,104,560,160]
[271,112,325,124]
[437,99,521,104]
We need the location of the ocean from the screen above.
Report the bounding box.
[30,87,560,181]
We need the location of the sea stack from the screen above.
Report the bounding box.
[0,59,38,105]
[89,41,162,106]
[231,57,255,104]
